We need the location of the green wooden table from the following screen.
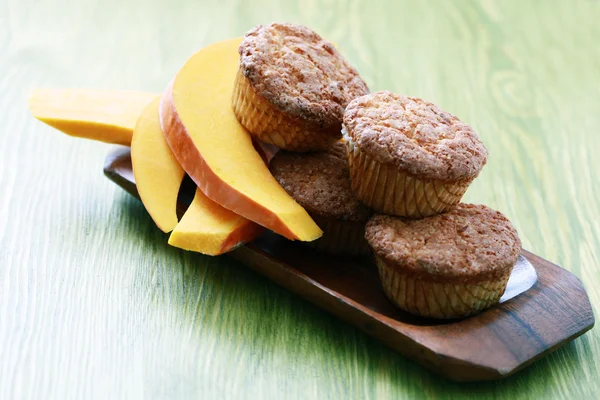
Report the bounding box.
[1,0,598,398]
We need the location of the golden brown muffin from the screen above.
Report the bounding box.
[366,204,521,319]
[270,142,373,256]
[233,23,369,152]
[344,91,488,218]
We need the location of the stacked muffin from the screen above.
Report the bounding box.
[233,23,369,151]
[269,142,373,256]
[233,23,522,319]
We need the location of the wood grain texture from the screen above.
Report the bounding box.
[1,0,598,398]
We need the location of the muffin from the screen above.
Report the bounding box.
[270,142,373,256]
[344,91,488,218]
[366,204,521,319]
[233,23,369,152]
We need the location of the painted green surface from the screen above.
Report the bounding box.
[1,0,599,398]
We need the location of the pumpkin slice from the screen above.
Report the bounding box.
[169,188,264,255]
[28,88,157,145]
[160,38,322,242]
[131,97,184,232]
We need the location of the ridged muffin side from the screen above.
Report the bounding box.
[233,23,369,152]
[344,91,487,218]
[366,204,521,319]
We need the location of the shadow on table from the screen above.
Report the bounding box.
[116,193,588,397]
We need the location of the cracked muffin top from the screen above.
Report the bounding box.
[269,142,372,222]
[239,23,369,129]
[365,204,521,282]
[343,91,488,181]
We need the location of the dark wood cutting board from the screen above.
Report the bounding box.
[103,146,594,382]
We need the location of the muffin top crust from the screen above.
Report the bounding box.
[343,91,488,181]
[365,204,521,282]
[270,142,372,222]
[239,23,369,129]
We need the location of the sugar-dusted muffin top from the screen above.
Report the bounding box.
[343,91,488,181]
[365,204,521,282]
[270,142,372,222]
[239,23,369,130]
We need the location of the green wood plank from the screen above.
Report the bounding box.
[0,0,598,398]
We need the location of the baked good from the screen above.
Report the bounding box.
[270,142,372,256]
[365,204,521,319]
[343,91,488,218]
[233,23,369,152]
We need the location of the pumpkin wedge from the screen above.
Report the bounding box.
[28,88,157,145]
[169,188,264,255]
[160,38,322,241]
[131,97,184,232]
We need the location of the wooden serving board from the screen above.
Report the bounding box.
[103,147,594,382]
